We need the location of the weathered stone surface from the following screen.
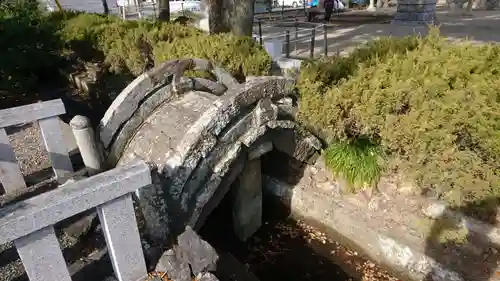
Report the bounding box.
[197,272,219,281]
[272,127,322,163]
[218,110,254,143]
[107,83,178,165]
[391,0,437,24]
[176,226,218,275]
[155,249,191,281]
[192,78,227,96]
[118,91,218,167]
[61,211,98,241]
[194,152,246,230]
[232,159,263,241]
[188,142,243,229]
[213,67,239,88]
[253,98,278,126]
[100,60,182,148]
[248,141,273,160]
[100,58,237,155]
[135,169,172,244]
[109,65,322,246]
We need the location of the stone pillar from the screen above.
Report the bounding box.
[392,0,437,24]
[70,115,104,175]
[231,158,263,242]
[197,0,255,36]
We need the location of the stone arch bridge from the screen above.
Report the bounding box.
[97,58,322,245]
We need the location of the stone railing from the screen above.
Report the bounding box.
[0,99,74,195]
[0,160,152,281]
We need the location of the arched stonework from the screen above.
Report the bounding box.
[98,59,322,244]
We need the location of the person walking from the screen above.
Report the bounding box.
[307,0,319,21]
[324,0,334,21]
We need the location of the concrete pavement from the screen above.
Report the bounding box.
[253,9,500,59]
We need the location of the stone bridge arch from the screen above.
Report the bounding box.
[98,58,322,245]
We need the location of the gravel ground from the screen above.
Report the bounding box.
[0,230,101,281]
[0,121,84,281]
[5,123,51,177]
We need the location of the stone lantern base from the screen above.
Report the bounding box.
[392,0,437,24]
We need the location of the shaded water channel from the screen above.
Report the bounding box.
[199,188,356,281]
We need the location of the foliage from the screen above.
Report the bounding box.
[298,28,500,205]
[59,13,272,78]
[0,0,63,104]
[324,139,383,191]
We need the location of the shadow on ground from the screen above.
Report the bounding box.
[424,197,500,281]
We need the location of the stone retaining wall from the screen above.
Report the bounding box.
[263,158,500,281]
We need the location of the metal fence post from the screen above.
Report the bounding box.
[285,30,291,58]
[310,27,316,58]
[281,1,285,19]
[294,19,299,52]
[323,24,328,57]
[70,115,104,175]
[258,19,263,46]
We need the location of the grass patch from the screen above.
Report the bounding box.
[323,138,383,191]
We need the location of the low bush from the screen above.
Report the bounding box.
[298,29,500,205]
[0,0,63,105]
[2,8,271,109]
[59,13,272,78]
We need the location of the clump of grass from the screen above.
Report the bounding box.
[323,138,383,192]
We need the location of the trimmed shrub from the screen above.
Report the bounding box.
[2,9,271,112]
[298,29,500,205]
[0,0,63,105]
[59,14,272,78]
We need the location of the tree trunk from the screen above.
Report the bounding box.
[101,0,109,14]
[205,0,255,36]
[465,0,473,13]
[158,0,170,21]
[54,0,63,11]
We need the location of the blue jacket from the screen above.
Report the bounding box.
[308,0,319,7]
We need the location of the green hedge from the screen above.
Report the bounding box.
[1,6,272,108]
[0,1,63,105]
[298,29,500,205]
[59,13,272,78]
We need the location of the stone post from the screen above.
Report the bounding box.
[231,159,263,241]
[197,0,255,36]
[70,115,104,175]
[392,0,437,24]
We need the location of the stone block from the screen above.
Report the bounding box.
[155,249,191,281]
[263,39,284,59]
[197,272,220,281]
[176,226,219,275]
[248,141,273,160]
[232,159,263,241]
[392,0,436,24]
[253,98,279,126]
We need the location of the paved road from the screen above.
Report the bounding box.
[252,9,500,59]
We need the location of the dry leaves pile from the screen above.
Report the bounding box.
[245,219,399,281]
[297,221,400,281]
[145,272,198,281]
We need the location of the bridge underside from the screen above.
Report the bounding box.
[98,58,322,245]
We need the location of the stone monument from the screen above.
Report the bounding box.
[392,0,437,24]
[195,0,254,36]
